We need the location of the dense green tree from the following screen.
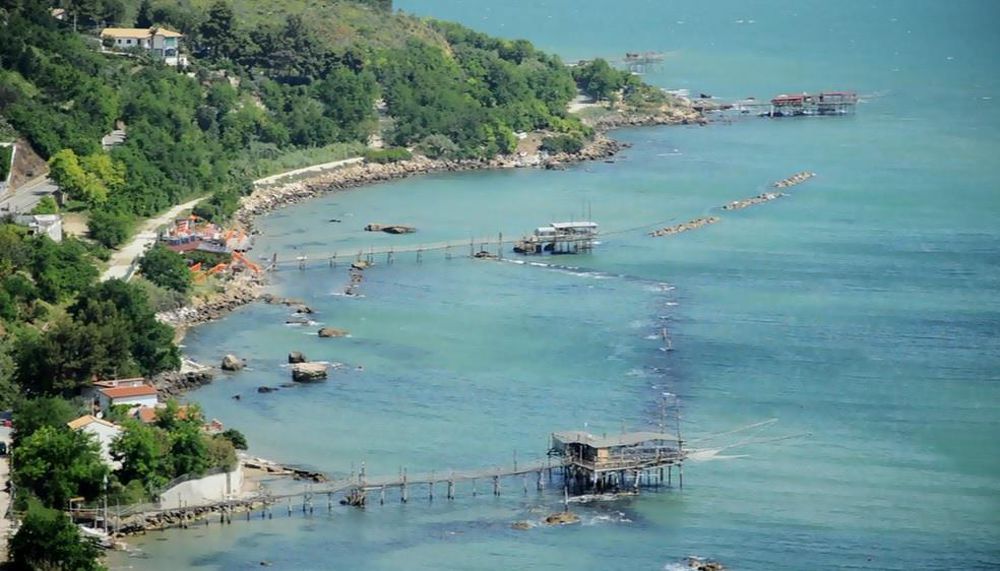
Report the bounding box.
[135,0,153,27]
[219,428,248,450]
[11,397,78,446]
[9,499,104,571]
[111,419,169,491]
[68,279,180,376]
[169,420,209,477]
[572,58,626,102]
[88,209,132,248]
[12,425,108,508]
[200,0,239,59]
[30,236,97,303]
[138,244,192,293]
[0,339,19,410]
[206,433,237,470]
[31,195,59,215]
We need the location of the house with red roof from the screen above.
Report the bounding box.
[97,384,158,412]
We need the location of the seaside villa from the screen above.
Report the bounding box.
[100,27,184,66]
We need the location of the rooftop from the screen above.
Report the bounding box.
[549,221,599,230]
[67,415,120,431]
[93,377,146,388]
[552,430,681,449]
[99,384,158,399]
[101,27,183,38]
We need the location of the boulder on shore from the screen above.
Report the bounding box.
[543,511,580,526]
[288,351,307,364]
[291,362,328,382]
[318,327,349,338]
[221,354,245,371]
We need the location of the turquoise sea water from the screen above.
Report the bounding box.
[113,1,1000,569]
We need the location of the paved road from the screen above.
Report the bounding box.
[0,176,58,215]
[101,197,205,282]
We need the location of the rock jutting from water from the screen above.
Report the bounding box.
[543,511,581,525]
[318,327,349,338]
[220,354,245,371]
[364,223,417,234]
[291,362,329,382]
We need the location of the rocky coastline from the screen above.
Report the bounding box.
[235,133,625,224]
[154,107,701,396]
[156,273,265,335]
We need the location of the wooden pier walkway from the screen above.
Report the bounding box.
[268,457,563,505]
[268,235,508,269]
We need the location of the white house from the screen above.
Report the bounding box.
[97,384,158,412]
[100,27,184,66]
[68,415,123,468]
[15,214,62,242]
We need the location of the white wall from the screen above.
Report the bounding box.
[99,393,157,411]
[159,465,244,508]
[79,422,121,469]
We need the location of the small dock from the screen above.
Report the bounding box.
[513,221,599,255]
[692,90,858,118]
[551,430,686,493]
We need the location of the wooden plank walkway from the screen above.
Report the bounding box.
[268,457,562,502]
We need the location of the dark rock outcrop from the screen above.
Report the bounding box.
[288,351,307,363]
[150,370,214,399]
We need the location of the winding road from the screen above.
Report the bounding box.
[101,197,205,282]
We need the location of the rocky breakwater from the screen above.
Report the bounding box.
[157,274,264,333]
[649,216,720,238]
[773,171,816,189]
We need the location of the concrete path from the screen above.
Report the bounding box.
[0,426,11,562]
[253,157,363,187]
[101,197,205,282]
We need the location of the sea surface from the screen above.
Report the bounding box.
[112,1,1000,569]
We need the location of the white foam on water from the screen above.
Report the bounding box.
[583,512,633,526]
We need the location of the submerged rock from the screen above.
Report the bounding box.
[543,511,580,526]
[257,386,278,394]
[221,354,245,371]
[511,521,532,530]
[683,557,726,571]
[291,362,328,382]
